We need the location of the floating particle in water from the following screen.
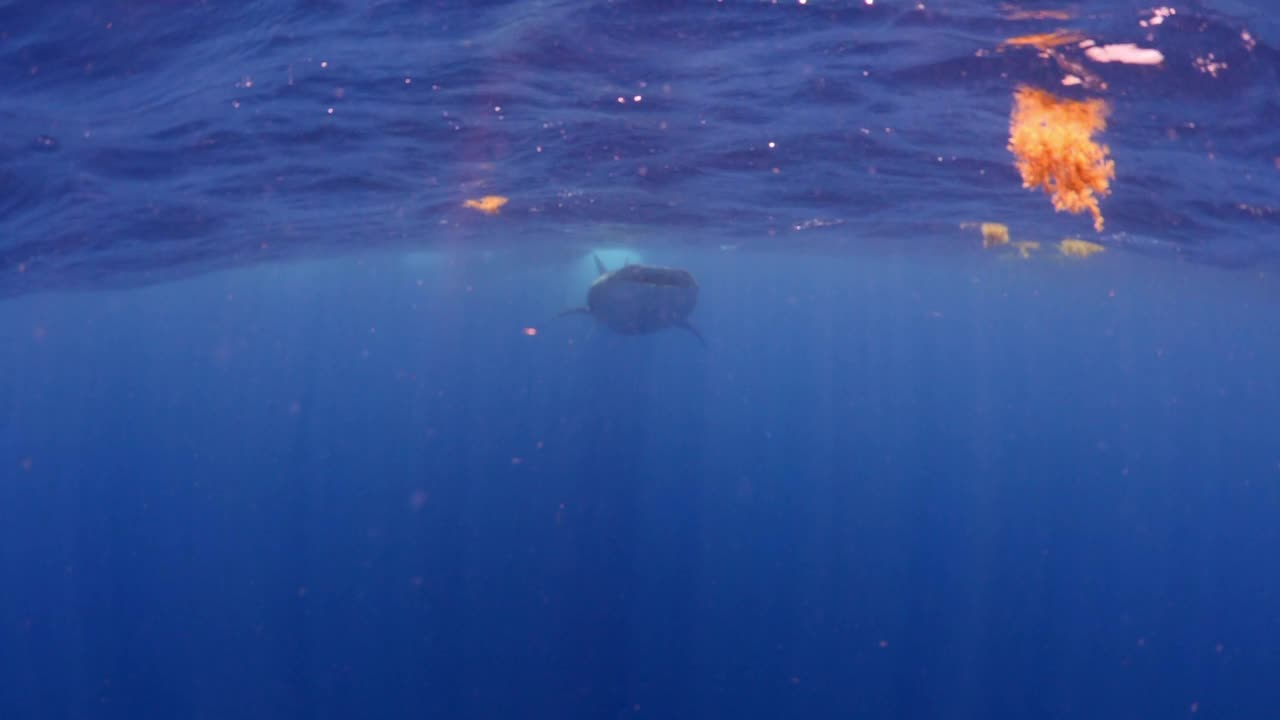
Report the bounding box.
[462,195,509,214]
[980,222,1010,248]
[1058,238,1105,258]
[1001,8,1074,21]
[1001,30,1085,50]
[1013,241,1040,259]
[409,489,428,510]
[1008,86,1115,232]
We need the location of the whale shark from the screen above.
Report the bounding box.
[558,254,705,345]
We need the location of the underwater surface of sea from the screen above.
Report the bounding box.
[2,1,1279,718]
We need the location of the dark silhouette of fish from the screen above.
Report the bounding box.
[558,254,705,345]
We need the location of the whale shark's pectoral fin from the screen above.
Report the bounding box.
[593,254,608,276]
[677,320,706,347]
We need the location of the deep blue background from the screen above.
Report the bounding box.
[3,248,1279,719]
[2,0,1280,718]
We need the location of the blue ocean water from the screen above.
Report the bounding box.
[2,1,1279,718]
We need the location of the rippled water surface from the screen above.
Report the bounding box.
[2,0,1278,294]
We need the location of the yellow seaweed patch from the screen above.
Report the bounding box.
[981,222,1010,248]
[1008,85,1115,232]
[463,195,509,214]
[1002,30,1085,50]
[1058,238,1105,258]
[1013,241,1040,259]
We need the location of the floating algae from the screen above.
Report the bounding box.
[1013,241,1040,259]
[1001,30,1086,50]
[1008,86,1115,232]
[971,223,1035,259]
[1058,238,1105,258]
[981,222,1010,248]
[462,195,509,214]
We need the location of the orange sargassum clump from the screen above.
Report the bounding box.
[462,195,509,214]
[1001,30,1085,50]
[1008,86,1115,232]
[980,222,1010,247]
[1059,238,1105,258]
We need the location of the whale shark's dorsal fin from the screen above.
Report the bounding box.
[593,254,608,276]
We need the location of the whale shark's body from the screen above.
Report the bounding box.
[559,254,704,345]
